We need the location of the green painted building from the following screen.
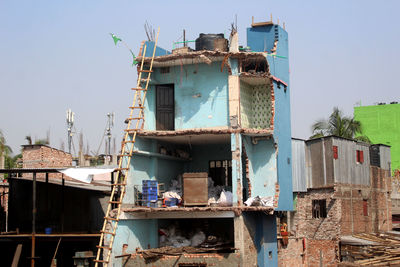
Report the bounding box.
[354,103,400,171]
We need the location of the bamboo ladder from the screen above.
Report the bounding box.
[94,28,160,267]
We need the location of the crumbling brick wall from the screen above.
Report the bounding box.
[278,237,305,267]
[22,145,72,178]
[278,166,392,266]
[278,189,340,267]
[370,166,392,231]
[295,189,340,240]
[305,239,338,267]
[336,167,392,235]
[334,184,373,235]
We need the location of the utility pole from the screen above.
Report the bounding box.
[66,109,75,154]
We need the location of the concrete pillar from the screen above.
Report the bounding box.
[234,215,245,266]
[231,133,242,206]
[228,75,240,128]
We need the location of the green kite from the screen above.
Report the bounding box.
[110,33,121,45]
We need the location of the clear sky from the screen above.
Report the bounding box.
[1,0,399,155]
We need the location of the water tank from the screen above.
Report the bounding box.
[195,33,228,52]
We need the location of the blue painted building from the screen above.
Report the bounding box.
[112,19,292,267]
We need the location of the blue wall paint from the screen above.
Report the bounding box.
[247,24,293,211]
[142,41,171,57]
[157,158,184,185]
[184,143,231,172]
[243,212,278,267]
[144,62,230,130]
[124,137,186,203]
[228,58,239,75]
[247,26,276,53]
[113,219,158,265]
[242,136,277,198]
[273,81,293,211]
[258,214,278,267]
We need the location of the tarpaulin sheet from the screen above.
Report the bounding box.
[59,168,115,183]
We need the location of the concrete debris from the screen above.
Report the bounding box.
[217,190,233,207]
[135,246,236,262]
[244,196,274,207]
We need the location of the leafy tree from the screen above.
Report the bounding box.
[4,154,22,169]
[310,107,370,142]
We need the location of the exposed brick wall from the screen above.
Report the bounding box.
[305,239,338,267]
[278,166,392,266]
[335,167,392,235]
[295,189,340,240]
[278,237,305,267]
[22,145,72,179]
[278,189,340,267]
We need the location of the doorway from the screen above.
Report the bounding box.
[156,84,174,130]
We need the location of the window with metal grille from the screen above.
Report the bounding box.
[333,146,338,159]
[209,160,232,186]
[356,150,364,163]
[312,199,327,218]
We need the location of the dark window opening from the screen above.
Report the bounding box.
[312,199,327,218]
[356,150,364,164]
[370,145,381,167]
[242,58,268,74]
[363,200,368,216]
[333,146,338,159]
[209,160,232,187]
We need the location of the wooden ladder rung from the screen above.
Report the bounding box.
[123,140,135,144]
[129,106,144,109]
[93,259,109,263]
[131,87,147,91]
[126,117,144,120]
[96,245,111,250]
[138,69,153,73]
[100,230,116,236]
[115,167,129,171]
[117,154,131,157]
[104,216,119,221]
[109,200,122,204]
[112,183,127,186]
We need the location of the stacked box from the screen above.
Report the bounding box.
[142,180,158,207]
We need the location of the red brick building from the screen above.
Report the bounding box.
[22,144,72,179]
[278,137,392,266]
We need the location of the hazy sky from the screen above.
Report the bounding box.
[1,0,399,155]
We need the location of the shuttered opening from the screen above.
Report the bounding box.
[156,84,174,130]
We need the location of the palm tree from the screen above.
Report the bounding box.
[310,107,370,142]
[0,130,12,157]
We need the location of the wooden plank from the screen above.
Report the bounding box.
[11,244,22,267]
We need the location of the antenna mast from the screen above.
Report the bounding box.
[66,109,75,154]
[105,112,115,158]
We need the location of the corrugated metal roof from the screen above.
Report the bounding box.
[379,145,392,171]
[292,139,307,192]
[332,137,370,186]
